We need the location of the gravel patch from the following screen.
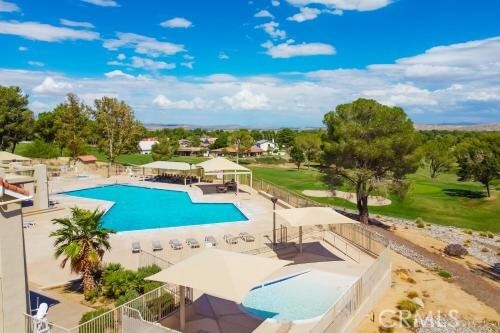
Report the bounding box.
[380,216,499,265]
[416,316,500,333]
[389,240,439,270]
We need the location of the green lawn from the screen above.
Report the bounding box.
[250,166,500,232]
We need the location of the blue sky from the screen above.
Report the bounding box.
[0,0,499,127]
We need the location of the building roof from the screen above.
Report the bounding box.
[246,146,264,153]
[0,151,31,162]
[255,139,271,144]
[176,147,206,152]
[1,177,30,197]
[77,155,97,163]
[196,157,250,173]
[274,207,358,227]
[146,249,291,303]
[141,161,193,171]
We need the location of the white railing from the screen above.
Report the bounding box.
[121,307,180,333]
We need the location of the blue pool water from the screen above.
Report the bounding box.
[241,270,356,321]
[63,184,248,232]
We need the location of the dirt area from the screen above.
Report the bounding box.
[356,251,500,333]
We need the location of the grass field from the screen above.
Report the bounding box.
[251,166,500,232]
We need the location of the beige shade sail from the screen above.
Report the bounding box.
[141,161,193,171]
[274,207,358,227]
[146,248,291,303]
[0,151,31,162]
[196,157,250,174]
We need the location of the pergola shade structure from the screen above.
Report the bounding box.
[147,248,291,331]
[196,157,252,192]
[0,151,31,163]
[141,161,200,185]
[274,207,358,253]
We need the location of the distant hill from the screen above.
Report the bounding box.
[415,123,500,131]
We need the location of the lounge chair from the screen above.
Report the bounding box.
[33,303,49,333]
[239,232,255,242]
[205,235,217,247]
[186,238,200,248]
[152,240,163,251]
[224,234,238,245]
[23,220,36,229]
[169,239,183,250]
[216,185,228,193]
[131,241,141,253]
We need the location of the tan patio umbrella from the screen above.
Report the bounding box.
[0,151,31,163]
[146,248,291,331]
[274,206,358,254]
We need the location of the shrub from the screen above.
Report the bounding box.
[486,231,494,238]
[136,264,163,293]
[79,308,113,333]
[84,288,100,303]
[481,247,489,253]
[407,290,419,299]
[397,298,420,314]
[101,264,138,299]
[145,292,175,321]
[479,231,488,237]
[389,179,412,200]
[116,289,140,306]
[437,269,452,279]
[463,229,473,235]
[415,217,425,228]
[378,326,395,333]
[402,314,415,328]
[22,140,60,159]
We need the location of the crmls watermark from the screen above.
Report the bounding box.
[378,309,460,328]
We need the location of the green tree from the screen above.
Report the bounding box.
[54,94,89,160]
[276,128,295,148]
[228,129,254,163]
[294,132,321,168]
[456,134,499,197]
[92,97,143,176]
[50,208,115,293]
[322,98,421,223]
[34,111,57,142]
[422,135,455,178]
[210,132,228,149]
[0,85,34,152]
[290,145,305,170]
[151,138,177,161]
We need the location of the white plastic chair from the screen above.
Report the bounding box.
[33,303,49,333]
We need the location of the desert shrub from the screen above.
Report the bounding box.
[437,269,452,279]
[397,298,420,314]
[145,292,175,321]
[79,308,113,333]
[479,231,488,237]
[463,239,471,247]
[407,290,419,298]
[486,231,494,238]
[101,264,138,299]
[463,229,473,235]
[116,289,140,306]
[136,264,163,293]
[378,326,395,333]
[481,247,489,253]
[402,314,415,328]
[422,290,430,298]
[84,287,100,303]
[415,217,425,228]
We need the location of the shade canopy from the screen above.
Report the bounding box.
[196,157,250,174]
[141,161,193,171]
[275,207,358,227]
[146,248,291,303]
[0,151,31,162]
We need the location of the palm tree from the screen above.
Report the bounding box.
[50,207,115,293]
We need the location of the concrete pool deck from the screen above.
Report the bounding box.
[23,174,375,330]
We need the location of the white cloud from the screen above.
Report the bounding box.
[160,17,192,28]
[181,61,194,69]
[28,61,44,67]
[0,0,19,12]
[130,56,175,70]
[183,54,194,60]
[81,0,119,7]
[103,32,184,57]
[256,21,286,40]
[33,77,73,94]
[363,83,438,106]
[286,0,392,11]
[104,70,134,79]
[272,0,280,6]
[264,41,336,58]
[223,89,269,110]
[219,52,229,60]
[0,20,99,42]
[18,46,27,51]
[287,7,321,22]
[60,18,95,29]
[255,10,274,18]
[153,95,211,109]
[117,53,126,60]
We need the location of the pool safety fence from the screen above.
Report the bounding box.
[252,178,323,208]
[25,283,189,333]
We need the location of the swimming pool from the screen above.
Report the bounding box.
[63,184,248,232]
[241,270,356,322]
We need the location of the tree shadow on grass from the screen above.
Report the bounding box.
[443,188,486,199]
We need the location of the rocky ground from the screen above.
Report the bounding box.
[416,316,500,333]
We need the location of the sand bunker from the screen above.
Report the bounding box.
[302,189,391,206]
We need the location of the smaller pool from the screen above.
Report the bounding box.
[241,270,356,322]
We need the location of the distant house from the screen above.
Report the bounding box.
[76,155,97,164]
[255,139,277,152]
[200,137,217,148]
[138,138,159,154]
[210,146,263,157]
[176,147,208,157]
[246,146,264,157]
[178,139,192,148]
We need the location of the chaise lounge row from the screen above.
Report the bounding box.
[131,232,255,253]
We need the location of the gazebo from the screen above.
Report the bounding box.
[141,161,200,185]
[147,249,291,331]
[0,151,31,164]
[196,157,252,193]
[274,207,358,253]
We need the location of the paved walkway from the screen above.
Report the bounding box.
[369,225,500,312]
